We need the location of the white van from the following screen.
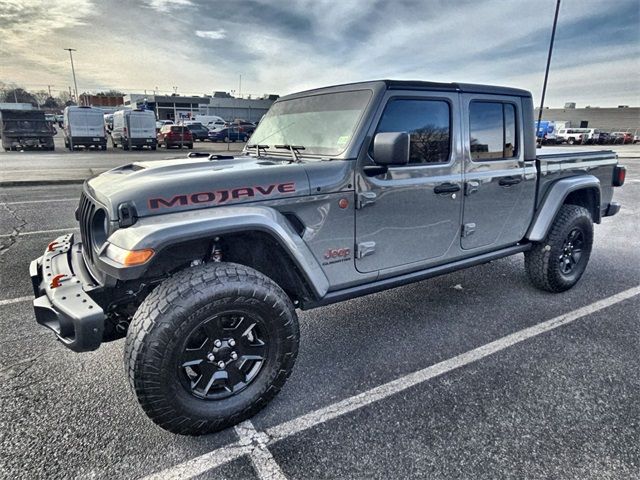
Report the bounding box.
[111,109,157,150]
[193,115,226,129]
[63,106,107,150]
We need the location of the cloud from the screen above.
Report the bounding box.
[143,0,194,13]
[1,0,638,106]
[195,29,227,40]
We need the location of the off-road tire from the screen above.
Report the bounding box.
[525,204,593,292]
[124,262,299,435]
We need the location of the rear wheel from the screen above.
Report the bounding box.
[525,204,593,292]
[567,137,575,145]
[124,263,299,435]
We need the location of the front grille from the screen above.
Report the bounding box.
[78,192,96,264]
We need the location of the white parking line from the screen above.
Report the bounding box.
[236,421,287,480]
[139,285,640,480]
[0,296,32,306]
[0,198,77,206]
[0,227,79,238]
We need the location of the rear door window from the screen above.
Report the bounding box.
[469,102,519,161]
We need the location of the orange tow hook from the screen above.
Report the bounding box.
[47,241,59,252]
[50,274,67,289]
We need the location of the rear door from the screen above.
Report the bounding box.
[355,91,463,273]
[461,95,535,250]
[130,113,155,139]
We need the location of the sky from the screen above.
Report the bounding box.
[1,0,639,107]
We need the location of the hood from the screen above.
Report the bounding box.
[87,154,312,220]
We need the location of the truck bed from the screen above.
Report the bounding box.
[535,147,618,215]
[536,147,616,160]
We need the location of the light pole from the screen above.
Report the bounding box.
[64,48,79,105]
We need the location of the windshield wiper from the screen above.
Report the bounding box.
[246,144,270,158]
[274,144,305,162]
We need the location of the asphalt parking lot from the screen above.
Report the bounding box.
[0,147,639,479]
[0,130,245,185]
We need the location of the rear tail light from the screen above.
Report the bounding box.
[613,165,626,187]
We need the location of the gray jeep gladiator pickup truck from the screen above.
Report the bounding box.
[30,80,625,435]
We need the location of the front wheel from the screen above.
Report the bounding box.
[525,204,593,292]
[124,263,299,435]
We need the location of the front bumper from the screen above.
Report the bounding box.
[30,233,106,352]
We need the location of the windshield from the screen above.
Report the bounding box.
[248,89,372,157]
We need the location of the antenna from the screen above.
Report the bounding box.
[536,0,561,147]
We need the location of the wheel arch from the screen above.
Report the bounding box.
[526,175,600,242]
[100,205,330,302]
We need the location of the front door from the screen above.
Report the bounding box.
[355,92,463,273]
[460,95,534,250]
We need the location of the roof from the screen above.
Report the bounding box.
[384,80,531,97]
[279,79,532,101]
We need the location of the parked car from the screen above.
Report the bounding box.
[597,131,611,144]
[29,79,625,435]
[156,120,173,133]
[207,119,227,129]
[104,114,114,132]
[157,125,193,148]
[582,129,605,145]
[194,115,226,128]
[63,106,107,150]
[232,119,257,135]
[207,126,249,142]
[634,133,640,144]
[556,128,589,145]
[610,132,633,144]
[185,122,210,141]
[112,109,157,150]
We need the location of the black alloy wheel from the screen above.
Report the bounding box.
[179,312,268,400]
[558,227,585,275]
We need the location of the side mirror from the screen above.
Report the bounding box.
[372,132,410,166]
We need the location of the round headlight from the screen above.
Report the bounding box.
[91,208,109,250]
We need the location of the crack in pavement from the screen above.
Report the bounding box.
[0,200,28,257]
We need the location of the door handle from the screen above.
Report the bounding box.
[434,183,461,194]
[499,176,522,187]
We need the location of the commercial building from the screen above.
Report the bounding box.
[122,92,278,122]
[84,94,124,108]
[535,106,640,132]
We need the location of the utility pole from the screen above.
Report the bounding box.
[47,85,52,97]
[239,74,242,99]
[536,0,561,147]
[64,48,79,105]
